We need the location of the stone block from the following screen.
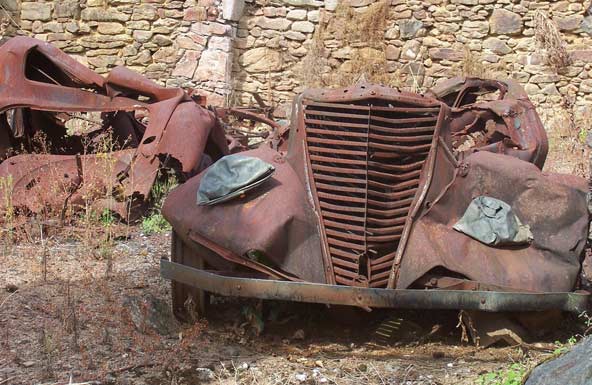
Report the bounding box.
[132,5,158,21]
[21,3,52,21]
[97,22,125,35]
[209,36,232,52]
[489,9,522,35]
[239,47,282,72]
[195,50,231,82]
[284,31,306,41]
[483,37,511,55]
[291,21,314,33]
[257,17,292,31]
[133,30,153,43]
[54,1,81,19]
[81,8,130,22]
[172,49,201,78]
[287,9,307,20]
[398,19,423,39]
[429,48,463,61]
[222,0,245,21]
[555,15,583,32]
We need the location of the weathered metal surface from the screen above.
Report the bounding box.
[0,37,229,219]
[162,77,590,311]
[428,77,548,168]
[160,259,591,313]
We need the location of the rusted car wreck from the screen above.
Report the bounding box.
[161,77,591,319]
[0,36,229,221]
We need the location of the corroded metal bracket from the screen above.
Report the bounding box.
[160,259,590,313]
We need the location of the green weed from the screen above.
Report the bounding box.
[140,172,176,235]
[552,336,578,356]
[476,363,526,385]
[141,212,171,234]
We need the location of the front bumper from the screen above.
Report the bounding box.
[161,259,590,313]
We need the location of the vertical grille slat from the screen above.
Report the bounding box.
[304,99,440,288]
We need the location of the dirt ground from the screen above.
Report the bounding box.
[0,229,583,385]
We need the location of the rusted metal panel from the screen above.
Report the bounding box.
[0,37,229,219]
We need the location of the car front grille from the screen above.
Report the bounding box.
[304,98,441,288]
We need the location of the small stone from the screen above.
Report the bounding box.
[483,37,511,55]
[287,9,307,20]
[196,368,215,381]
[194,50,231,81]
[385,45,400,60]
[153,47,178,64]
[291,21,314,33]
[126,21,150,30]
[308,10,320,22]
[401,40,421,60]
[222,0,245,21]
[580,79,592,93]
[81,8,129,22]
[153,35,173,46]
[240,47,282,72]
[54,1,81,19]
[332,47,351,59]
[399,19,423,39]
[177,35,201,50]
[123,294,177,335]
[97,22,124,35]
[524,83,540,95]
[172,50,200,78]
[22,361,35,368]
[21,3,52,21]
[530,74,560,83]
[325,0,339,11]
[290,46,307,57]
[582,16,592,36]
[257,17,292,31]
[489,9,522,35]
[282,0,322,7]
[555,15,583,32]
[209,22,232,35]
[209,36,232,52]
[541,84,560,96]
[133,30,153,43]
[284,31,306,41]
[132,4,157,21]
[184,6,207,21]
[429,48,463,61]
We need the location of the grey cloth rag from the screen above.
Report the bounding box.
[197,154,275,206]
[453,196,533,246]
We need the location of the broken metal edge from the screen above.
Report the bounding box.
[160,260,590,313]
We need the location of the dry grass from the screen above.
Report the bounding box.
[541,95,590,178]
[300,1,394,88]
[330,0,389,46]
[455,46,507,79]
[534,10,571,73]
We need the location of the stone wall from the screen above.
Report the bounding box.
[232,0,592,121]
[5,0,592,122]
[14,0,241,105]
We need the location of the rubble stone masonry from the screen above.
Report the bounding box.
[7,0,592,120]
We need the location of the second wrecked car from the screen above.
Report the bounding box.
[0,37,229,221]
